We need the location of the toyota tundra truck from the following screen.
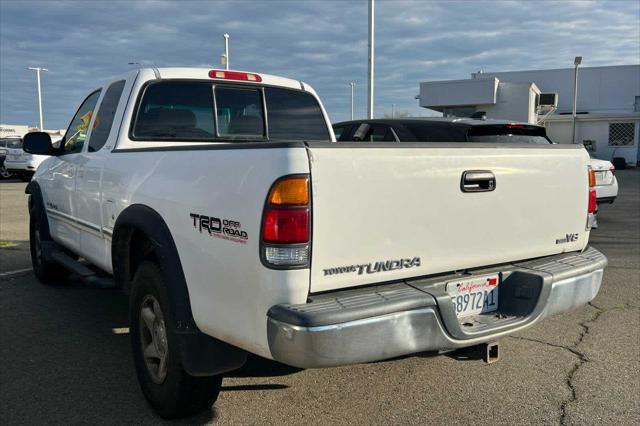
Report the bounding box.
[23,67,607,418]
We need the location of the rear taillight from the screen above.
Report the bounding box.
[261,175,310,268]
[588,188,597,214]
[588,167,596,187]
[609,166,616,176]
[586,166,597,229]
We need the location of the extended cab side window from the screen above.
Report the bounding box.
[63,90,102,154]
[89,80,126,152]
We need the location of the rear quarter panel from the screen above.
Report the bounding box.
[104,146,311,357]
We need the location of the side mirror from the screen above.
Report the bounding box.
[23,132,56,155]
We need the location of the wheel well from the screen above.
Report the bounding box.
[112,225,158,290]
[110,203,248,375]
[128,228,158,279]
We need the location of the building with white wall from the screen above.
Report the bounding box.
[0,124,30,138]
[0,123,65,139]
[418,65,640,165]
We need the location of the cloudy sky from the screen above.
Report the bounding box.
[1,0,638,129]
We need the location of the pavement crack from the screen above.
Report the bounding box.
[510,303,606,426]
[560,304,604,425]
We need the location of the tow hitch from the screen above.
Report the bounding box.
[481,341,500,364]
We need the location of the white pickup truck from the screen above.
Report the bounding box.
[23,68,607,418]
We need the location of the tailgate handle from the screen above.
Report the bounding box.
[461,170,496,192]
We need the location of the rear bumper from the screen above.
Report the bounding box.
[267,247,606,368]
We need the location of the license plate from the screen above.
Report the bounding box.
[446,274,499,318]
[595,171,605,185]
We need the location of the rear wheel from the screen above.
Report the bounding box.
[29,209,69,283]
[0,165,11,179]
[130,261,222,418]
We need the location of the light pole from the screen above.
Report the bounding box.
[571,56,582,144]
[222,33,230,70]
[392,103,396,118]
[367,0,375,119]
[27,67,48,131]
[349,82,356,120]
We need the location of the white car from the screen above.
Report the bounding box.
[23,67,607,418]
[4,136,60,182]
[589,157,618,204]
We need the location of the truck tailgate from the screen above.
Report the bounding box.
[307,143,590,293]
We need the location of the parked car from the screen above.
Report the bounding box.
[333,118,619,206]
[3,135,59,182]
[0,138,15,179]
[589,157,618,204]
[24,69,606,418]
[333,117,556,144]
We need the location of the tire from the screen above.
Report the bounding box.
[29,208,69,283]
[0,165,11,179]
[130,261,223,418]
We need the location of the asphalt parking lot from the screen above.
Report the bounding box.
[1,170,638,425]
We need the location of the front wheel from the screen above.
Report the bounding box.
[130,261,222,418]
[29,209,69,283]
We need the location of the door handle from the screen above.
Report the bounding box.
[461,170,496,192]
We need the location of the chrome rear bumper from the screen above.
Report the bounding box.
[267,247,606,368]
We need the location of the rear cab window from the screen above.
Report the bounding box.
[131,81,329,142]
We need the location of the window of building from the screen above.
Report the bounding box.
[608,123,635,146]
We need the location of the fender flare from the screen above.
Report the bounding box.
[25,181,52,239]
[112,204,246,375]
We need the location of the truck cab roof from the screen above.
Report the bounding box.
[132,67,310,93]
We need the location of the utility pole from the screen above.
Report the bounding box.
[222,33,230,70]
[367,0,375,119]
[571,56,582,144]
[27,67,48,131]
[350,82,356,120]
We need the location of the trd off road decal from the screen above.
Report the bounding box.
[323,257,421,277]
[190,213,248,244]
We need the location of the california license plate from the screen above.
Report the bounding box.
[446,274,499,318]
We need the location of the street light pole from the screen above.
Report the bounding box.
[28,67,48,131]
[367,0,375,119]
[571,56,582,144]
[392,103,396,118]
[350,82,356,120]
[223,33,230,70]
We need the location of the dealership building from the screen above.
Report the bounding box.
[418,64,640,165]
